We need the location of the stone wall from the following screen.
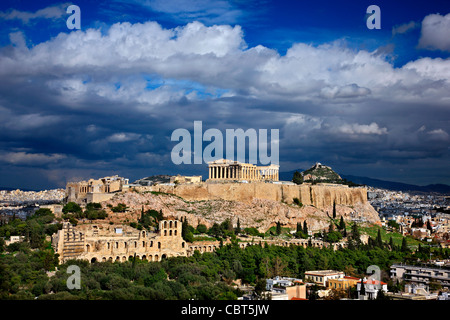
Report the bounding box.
[138,182,368,210]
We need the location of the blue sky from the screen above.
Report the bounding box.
[0,0,449,189]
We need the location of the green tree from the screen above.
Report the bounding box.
[332,201,336,219]
[62,202,82,214]
[111,203,127,213]
[325,231,342,243]
[348,223,361,249]
[376,229,383,248]
[196,224,207,234]
[235,218,241,234]
[276,222,281,236]
[292,171,303,185]
[359,278,365,296]
[339,216,345,231]
[401,237,409,252]
[303,221,308,236]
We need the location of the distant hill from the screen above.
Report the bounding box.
[280,169,450,194]
[339,175,450,194]
[301,162,342,182]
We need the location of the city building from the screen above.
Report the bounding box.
[304,270,345,287]
[390,264,450,289]
[207,159,279,182]
[266,276,307,300]
[387,283,438,300]
[327,276,360,291]
[357,278,388,300]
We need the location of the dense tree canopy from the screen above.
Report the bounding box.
[1,208,449,300]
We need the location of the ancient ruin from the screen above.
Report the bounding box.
[52,219,187,263]
[65,175,129,204]
[207,159,279,181]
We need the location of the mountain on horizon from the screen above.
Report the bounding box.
[279,169,450,194]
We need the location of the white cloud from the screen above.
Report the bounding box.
[392,21,418,36]
[0,152,66,165]
[427,129,449,140]
[320,84,371,99]
[0,3,69,24]
[338,122,388,135]
[107,132,141,142]
[418,13,450,52]
[2,20,449,108]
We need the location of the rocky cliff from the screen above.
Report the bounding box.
[142,182,367,210]
[103,182,380,233]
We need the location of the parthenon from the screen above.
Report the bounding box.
[207,159,279,181]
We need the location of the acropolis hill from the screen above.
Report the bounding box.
[64,161,380,233]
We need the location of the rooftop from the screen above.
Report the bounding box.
[304,270,344,276]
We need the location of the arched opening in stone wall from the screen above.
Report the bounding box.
[161,254,167,260]
[91,257,97,263]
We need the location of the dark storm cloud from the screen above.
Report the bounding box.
[0,19,449,189]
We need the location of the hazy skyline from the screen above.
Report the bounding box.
[0,0,449,190]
